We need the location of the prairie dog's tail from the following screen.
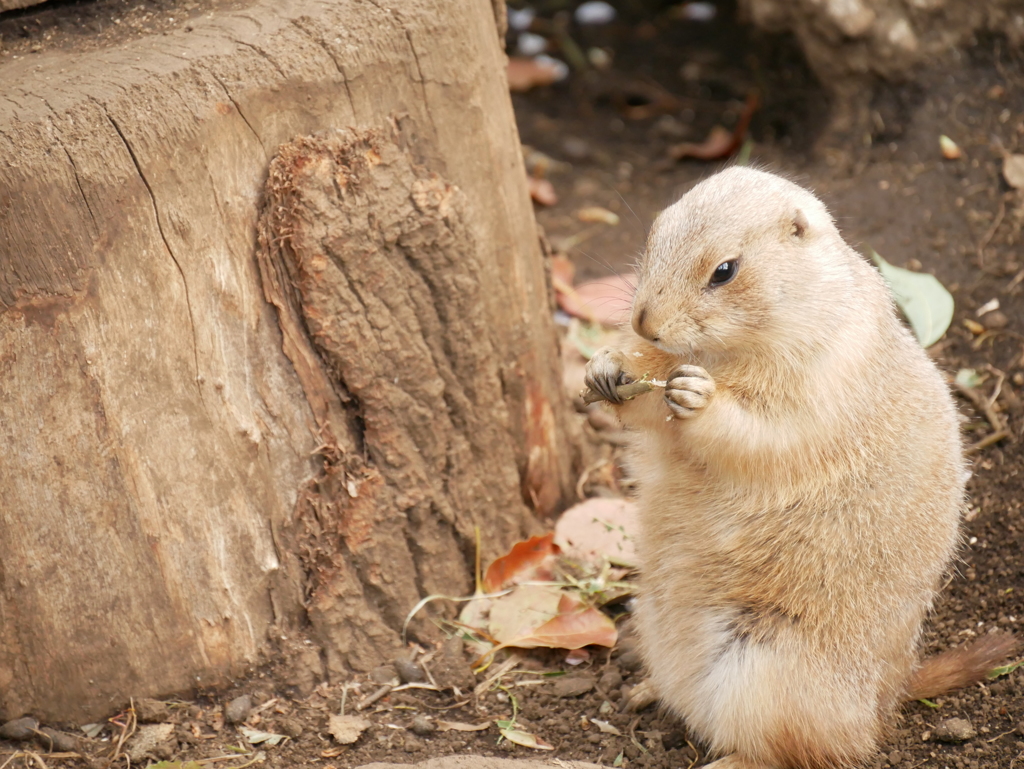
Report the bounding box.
[905,631,1019,701]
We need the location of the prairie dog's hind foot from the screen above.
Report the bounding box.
[665,365,715,418]
[585,346,633,404]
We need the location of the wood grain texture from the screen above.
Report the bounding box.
[0,0,577,721]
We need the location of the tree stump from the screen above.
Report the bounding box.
[0,0,577,722]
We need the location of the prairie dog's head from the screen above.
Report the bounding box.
[633,167,860,359]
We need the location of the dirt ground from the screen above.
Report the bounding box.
[2,1,1024,768]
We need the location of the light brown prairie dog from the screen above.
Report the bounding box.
[584,167,1017,769]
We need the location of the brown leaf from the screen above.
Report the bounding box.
[327,714,371,745]
[554,497,638,567]
[436,721,492,732]
[576,206,620,225]
[557,273,636,327]
[488,584,563,643]
[508,57,562,92]
[670,91,759,162]
[483,533,561,592]
[528,176,558,206]
[496,592,618,651]
[499,726,555,750]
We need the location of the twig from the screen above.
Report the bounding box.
[952,381,1004,432]
[356,681,397,711]
[582,380,658,405]
[473,655,521,698]
[986,727,1018,743]
[977,197,1006,268]
[966,430,1009,455]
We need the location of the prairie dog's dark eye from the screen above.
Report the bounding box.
[709,260,738,287]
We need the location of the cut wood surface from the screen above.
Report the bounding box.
[0,0,577,722]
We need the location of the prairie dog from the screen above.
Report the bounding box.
[585,167,1016,769]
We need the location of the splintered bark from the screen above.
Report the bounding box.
[0,0,577,722]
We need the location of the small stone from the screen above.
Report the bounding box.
[0,717,39,741]
[135,698,172,723]
[37,727,77,752]
[409,715,435,736]
[276,717,303,738]
[403,734,424,752]
[982,311,1009,329]
[933,717,976,742]
[224,694,252,725]
[394,656,426,684]
[888,750,903,764]
[369,664,398,685]
[1016,720,1024,736]
[617,649,643,671]
[599,669,623,692]
[550,673,596,698]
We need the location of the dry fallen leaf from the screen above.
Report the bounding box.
[670,91,759,161]
[493,592,618,652]
[489,583,564,644]
[528,176,558,206]
[591,718,623,735]
[554,497,638,567]
[436,721,492,732]
[940,135,962,160]
[1003,154,1024,188]
[483,533,561,592]
[556,273,636,327]
[577,206,620,225]
[327,714,371,745]
[499,724,555,750]
[508,57,563,92]
[239,726,287,746]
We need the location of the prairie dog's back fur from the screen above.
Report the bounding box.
[585,167,1015,769]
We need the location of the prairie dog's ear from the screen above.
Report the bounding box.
[791,209,809,239]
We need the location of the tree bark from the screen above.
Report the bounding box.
[0,0,577,723]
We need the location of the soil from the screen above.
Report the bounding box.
[2,1,1024,768]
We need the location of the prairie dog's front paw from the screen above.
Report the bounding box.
[585,346,632,404]
[665,365,715,418]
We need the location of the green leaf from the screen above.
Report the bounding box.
[868,248,954,348]
[987,659,1023,679]
[955,368,984,389]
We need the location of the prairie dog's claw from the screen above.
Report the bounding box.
[585,347,632,404]
[665,365,715,418]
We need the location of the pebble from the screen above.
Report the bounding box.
[37,727,77,752]
[410,715,435,736]
[598,669,623,692]
[982,310,1009,329]
[933,717,977,742]
[224,694,252,725]
[550,673,596,698]
[0,717,39,741]
[403,734,424,752]
[135,698,172,723]
[394,655,426,684]
[617,649,643,671]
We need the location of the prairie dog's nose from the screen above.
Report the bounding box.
[632,303,660,342]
